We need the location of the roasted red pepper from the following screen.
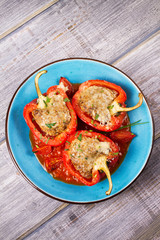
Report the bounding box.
[110,129,136,143]
[59,77,73,98]
[72,80,143,132]
[63,130,119,195]
[23,70,77,146]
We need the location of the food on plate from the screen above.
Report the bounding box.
[23,71,77,146]
[25,71,143,195]
[63,131,119,195]
[72,80,143,132]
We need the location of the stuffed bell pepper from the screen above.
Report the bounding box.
[63,130,119,195]
[23,70,77,146]
[72,80,143,132]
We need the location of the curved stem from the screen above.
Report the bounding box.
[35,70,47,97]
[93,155,112,195]
[110,93,143,115]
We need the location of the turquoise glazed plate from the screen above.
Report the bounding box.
[6,58,154,203]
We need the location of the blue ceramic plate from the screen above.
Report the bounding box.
[6,58,154,203]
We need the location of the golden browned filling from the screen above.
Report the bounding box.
[32,94,71,136]
[70,136,111,178]
[79,86,118,124]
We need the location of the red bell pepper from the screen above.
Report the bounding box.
[59,77,73,98]
[63,130,119,195]
[110,129,136,143]
[72,80,143,132]
[23,70,77,146]
[32,145,52,155]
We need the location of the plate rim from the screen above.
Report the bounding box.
[5,57,155,204]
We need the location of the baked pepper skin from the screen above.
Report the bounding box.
[72,80,127,132]
[63,130,119,191]
[23,84,77,147]
[72,80,143,132]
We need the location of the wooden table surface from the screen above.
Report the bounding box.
[0,0,160,239]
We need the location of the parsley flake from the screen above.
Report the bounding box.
[78,134,82,141]
[63,98,70,102]
[46,96,51,103]
[95,114,99,120]
[112,152,119,155]
[45,122,56,128]
[46,138,50,144]
[43,100,47,107]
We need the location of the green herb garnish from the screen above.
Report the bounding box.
[65,149,69,151]
[78,134,82,141]
[43,100,47,107]
[112,152,119,155]
[91,119,94,124]
[46,138,50,144]
[45,122,56,128]
[63,98,70,102]
[66,141,70,144]
[115,120,149,131]
[107,105,114,110]
[35,145,39,148]
[46,96,51,103]
[95,114,99,120]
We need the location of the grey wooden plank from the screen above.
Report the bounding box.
[22,138,160,240]
[114,31,160,136]
[0,142,63,240]
[0,0,58,38]
[0,0,160,141]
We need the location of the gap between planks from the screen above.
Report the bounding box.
[1,22,159,240]
[15,135,159,240]
[111,28,160,65]
[0,0,59,40]
[16,203,69,240]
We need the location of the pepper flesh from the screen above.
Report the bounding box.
[63,130,119,195]
[72,80,143,132]
[23,70,77,146]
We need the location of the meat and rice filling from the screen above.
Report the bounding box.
[32,94,71,136]
[79,86,118,124]
[70,136,111,178]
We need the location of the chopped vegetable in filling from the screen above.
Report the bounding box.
[79,86,118,124]
[70,136,111,178]
[32,94,71,136]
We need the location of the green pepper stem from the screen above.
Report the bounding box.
[93,155,112,195]
[110,93,143,115]
[35,70,47,97]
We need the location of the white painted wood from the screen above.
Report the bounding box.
[24,139,160,240]
[0,0,160,239]
[0,142,63,239]
[0,0,160,141]
[114,31,160,136]
[0,0,57,38]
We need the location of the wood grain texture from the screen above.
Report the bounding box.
[0,0,58,39]
[0,142,63,239]
[0,0,160,141]
[23,138,160,240]
[114,31,160,137]
[0,0,160,240]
